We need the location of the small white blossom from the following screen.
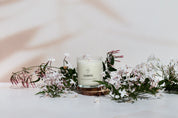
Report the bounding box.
[70,79,76,85]
[108,78,116,85]
[110,72,117,78]
[101,72,106,77]
[66,63,73,68]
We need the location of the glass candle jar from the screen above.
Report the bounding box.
[77,56,103,88]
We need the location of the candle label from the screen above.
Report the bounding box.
[77,60,103,86]
[78,66,100,84]
[83,68,92,77]
[83,68,95,79]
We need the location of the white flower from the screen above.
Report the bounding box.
[70,79,76,85]
[120,89,127,97]
[101,72,106,77]
[66,63,73,68]
[110,72,117,78]
[108,78,116,85]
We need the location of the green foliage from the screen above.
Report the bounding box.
[32,61,50,83]
[59,66,78,89]
[36,85,64,98]
[98,50,160,102]
[10,57,78,97]
[102,51,119,80]
[158,62,178,93]
[36,65,78,98]
[36,57,78,97]
[98,76,159,102]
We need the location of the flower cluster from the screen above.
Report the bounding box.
[37,70,65,97]
[102,50,124,80]
[98,54,161,102]
[10,61,54,88]
[10,54,78,98]
[36,54,78,97]
[10,67,35,88]
[158,60,178,93]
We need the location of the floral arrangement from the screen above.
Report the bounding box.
[98,51,160,102]
[10,50,178,102]
[10,55,78,98]
[158,60,178,93]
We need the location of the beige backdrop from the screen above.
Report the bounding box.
[0,0,178,82]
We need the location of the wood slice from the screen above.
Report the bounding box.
[77,86,110,96]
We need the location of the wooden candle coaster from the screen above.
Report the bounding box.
[77,86,110,96]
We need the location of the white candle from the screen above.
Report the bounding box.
[77,57,103,88]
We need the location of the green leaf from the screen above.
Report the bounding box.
[110,56,115,65]
[158,80,165,86]
[43,61,49,71]
[68,69,73,75]
[108,66,117,71]
[36,91,45,95]
[102,62,106,71]
[96,81,105,84]
[31,77,41,83]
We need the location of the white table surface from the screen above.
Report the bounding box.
[0,83,178,118]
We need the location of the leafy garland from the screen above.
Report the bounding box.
[10,50,178,102]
